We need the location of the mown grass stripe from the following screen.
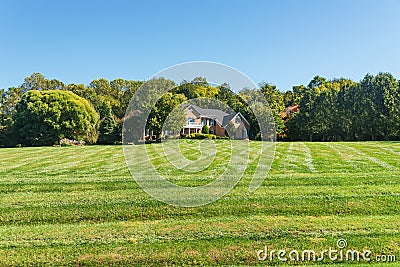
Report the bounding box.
[300,142,316,173]
[323,143,361,171]
[0,141,399,266]
[336,143,396,170]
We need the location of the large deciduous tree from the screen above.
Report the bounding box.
[13,90,99,146]
[147,92,187,138]
[0,87,24,147]
[21,73,65,92]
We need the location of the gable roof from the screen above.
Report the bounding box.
[184,104,249,127]
[185,104,229,126]
[221,113,236,126]
[222,112,250,127]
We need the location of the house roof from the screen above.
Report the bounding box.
[221,113,236,126]
[185,104,228,126]
[287,105,299,112]
[222,112,250,127]
[185,104,249,127]
[280,105,300,119]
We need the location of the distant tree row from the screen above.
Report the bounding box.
[0,73,144,146]
[0,72,399,147]
[285,73,400,141]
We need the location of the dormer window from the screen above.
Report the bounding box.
[235,116,241,123]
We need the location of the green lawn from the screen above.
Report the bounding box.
[0,141,399,266]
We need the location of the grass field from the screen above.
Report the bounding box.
[0,141,399,266]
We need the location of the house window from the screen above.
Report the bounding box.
[210,129,214,134]
[235,116,241,123]
[188,117,194,124]
[202,118,207,125]
[209,119,214,126]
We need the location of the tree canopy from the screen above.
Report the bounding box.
[1,71,399,147]
[286,73,400,141]
[13,90,99,146]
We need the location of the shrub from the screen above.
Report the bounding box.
[59,138,85,146]
[183,133,216,139]
[201,125,209,134]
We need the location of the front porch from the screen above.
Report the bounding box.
[181,122,202,135]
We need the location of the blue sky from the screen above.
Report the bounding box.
[1,0,400,91]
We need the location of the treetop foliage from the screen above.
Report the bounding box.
[13,90,99,146]
[0,72,399,147]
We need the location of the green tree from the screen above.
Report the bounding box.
[259,83,285,136]
[259,83,285,112]
[372,73,399,140]
[216,83,247,114]
[117,80,143,119]
[97,101,119,144]
[0,87,24,147]
[147,92,187,138]
[20,73,65,92]
[13,90,99,146]
[66,83,94,100]
[308,75,328,89]
[20,73,47,93]
[239,88,276,140]
[283,90,295,106]
[174,78,218,99]
[286,80,324,141]
[355,73,400,140]
[123,78,178,143]
[202,125,209,134]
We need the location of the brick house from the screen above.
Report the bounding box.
[182,104,249,139]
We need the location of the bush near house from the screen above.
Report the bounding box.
[201,125,209,134]
[184,133,216,139]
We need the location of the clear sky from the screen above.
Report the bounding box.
[1,0,400,91]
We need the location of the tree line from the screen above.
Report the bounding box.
[285,74,400,141]
[0,72,399,147]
